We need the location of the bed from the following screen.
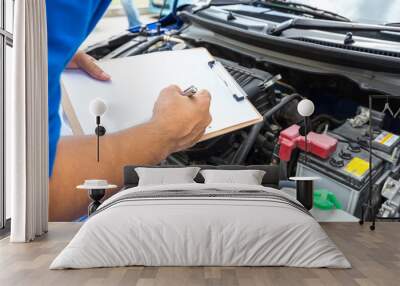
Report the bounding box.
[50,165,350,269]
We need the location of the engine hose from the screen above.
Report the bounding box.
[231,93,302,164]
[125,35,164,56]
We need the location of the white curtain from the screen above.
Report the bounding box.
[8,0,48,242]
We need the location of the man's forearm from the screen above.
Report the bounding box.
[49,84,212,222]
[49,121,174,221]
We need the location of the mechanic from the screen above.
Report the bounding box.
[47,1,212,221]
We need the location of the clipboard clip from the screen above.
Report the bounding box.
[208,60,246,102]
[208,60,216,68]
[208,61,282,101]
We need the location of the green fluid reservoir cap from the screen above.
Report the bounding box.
[314,189,342,210]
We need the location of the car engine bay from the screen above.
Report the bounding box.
[84,2,400,220]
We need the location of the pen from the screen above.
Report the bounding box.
[182,85,198,97]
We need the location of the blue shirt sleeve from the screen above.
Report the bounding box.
[46,0,111,176]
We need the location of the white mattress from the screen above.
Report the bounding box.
[50,183,351,269]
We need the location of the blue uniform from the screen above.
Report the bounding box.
[46,0,111,175]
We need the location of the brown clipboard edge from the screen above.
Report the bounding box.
[61,83,84,136]
[199,101,263,142]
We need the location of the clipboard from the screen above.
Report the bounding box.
[61,48,263,141]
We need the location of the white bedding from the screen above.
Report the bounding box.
[50,183,351,269]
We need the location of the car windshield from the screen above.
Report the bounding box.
[284,0,400,25]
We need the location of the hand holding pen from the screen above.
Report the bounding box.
[152,85,212,150]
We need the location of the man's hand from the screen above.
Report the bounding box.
[67,51,111,81]
[152,85,212,152]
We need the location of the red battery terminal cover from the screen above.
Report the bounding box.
[278,124,338,161]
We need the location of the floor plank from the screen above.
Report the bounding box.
[0,222,399,286]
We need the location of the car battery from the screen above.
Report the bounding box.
[333,121,400,166]
[296,139,384,217]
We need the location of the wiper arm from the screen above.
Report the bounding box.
[269,18,400,36]
[261,0,350,22]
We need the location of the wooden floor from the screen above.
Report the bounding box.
[0,222,399,286]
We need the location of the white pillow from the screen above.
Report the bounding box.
[135,167,201,186]
[200,169,266,185]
